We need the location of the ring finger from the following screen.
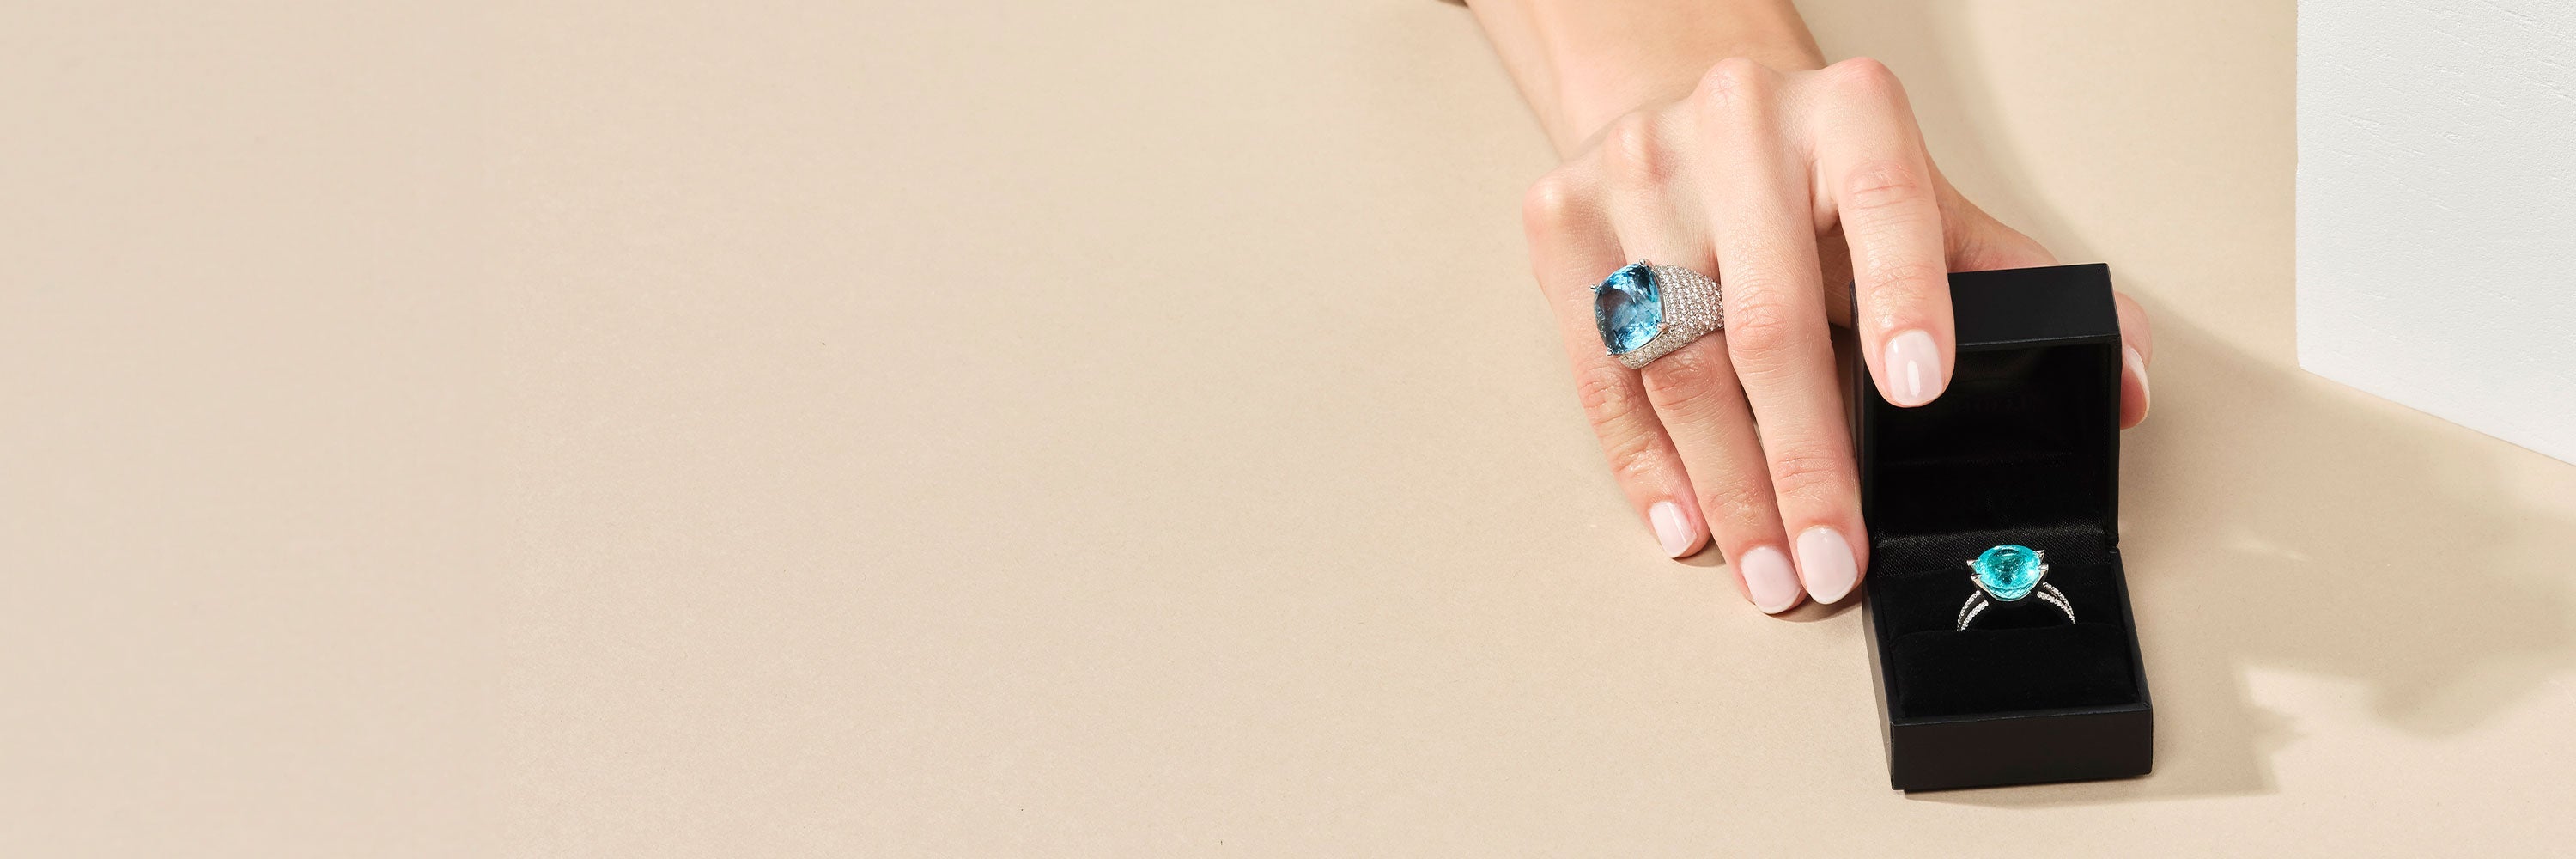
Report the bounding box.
[1594,113,1805,614]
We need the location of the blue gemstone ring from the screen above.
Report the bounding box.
[1592,260,1725,369]
[1957,544,2075,630]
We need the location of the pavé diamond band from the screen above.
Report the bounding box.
[1956,544,2075,630]
[1592,260,1724,370]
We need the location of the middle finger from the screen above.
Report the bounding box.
[1692,60,1869,604]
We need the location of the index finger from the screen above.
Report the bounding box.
[1810,58,1953,409]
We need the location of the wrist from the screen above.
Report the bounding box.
[1473,0,1824,149]
[1554,39,1822,143]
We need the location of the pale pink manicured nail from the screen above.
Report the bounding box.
[2123,344,2152,419]
[1795,526,1861,603]
[1883,329,1942,407]
[1649,501,1696,558]
[1738,545,1803,614]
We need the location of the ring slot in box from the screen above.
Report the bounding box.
[1852,263,2153,791]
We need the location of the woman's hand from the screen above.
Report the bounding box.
[1519,55,2155,613]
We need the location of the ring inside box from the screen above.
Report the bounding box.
[1868,345,2135,718]
[1854,264,2151,790]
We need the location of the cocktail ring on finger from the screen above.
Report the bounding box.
[1593,260,1725,369]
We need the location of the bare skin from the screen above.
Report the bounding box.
[1465,0,2154,613]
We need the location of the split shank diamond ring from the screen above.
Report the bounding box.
[1957,544,2075,630]
[1593,260,1725,369]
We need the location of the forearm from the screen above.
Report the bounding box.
[1464,0,1826,153]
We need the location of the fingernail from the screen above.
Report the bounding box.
[1738,545,1803,614]
[1795,526,1861,603]
[1649,501,1696,558]
[1883,329,1942,407]
[2123,344,2152,420]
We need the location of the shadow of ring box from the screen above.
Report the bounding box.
[1852,264,2151,791]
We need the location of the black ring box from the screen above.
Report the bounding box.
[1851,263,2153,791]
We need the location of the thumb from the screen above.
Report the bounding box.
[1946,205,2057,271]
[1940,203,2153,428]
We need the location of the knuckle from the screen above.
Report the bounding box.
[1839,159,1929,216]
[1861,258,1945,303]
[1718,295,1803,359]
[1767,452,1853,501]
[1699,476,1775,530]
[1520,169,1592,236]
[1698,57,1777,113]
[1571,366,1648,427]
[1599,112,1671,190]
[1822,56,1904,101]
[1638,345,1731,407]
[1601,434,1665,485]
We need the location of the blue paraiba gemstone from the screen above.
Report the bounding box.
[1972,544,2045,601]
[1594,263,1662,355]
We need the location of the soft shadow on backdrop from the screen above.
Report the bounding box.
[15,1,2568,856]
[1807,0,2576,808]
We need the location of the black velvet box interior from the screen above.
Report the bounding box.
[1852,264,2152,792]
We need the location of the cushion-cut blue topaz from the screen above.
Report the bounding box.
[1971,545,2046,601]
[1594,263,1662,355]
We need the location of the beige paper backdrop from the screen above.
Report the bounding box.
[4,1,2572,856]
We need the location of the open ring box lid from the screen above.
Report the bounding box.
[1850,263,2151,791]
